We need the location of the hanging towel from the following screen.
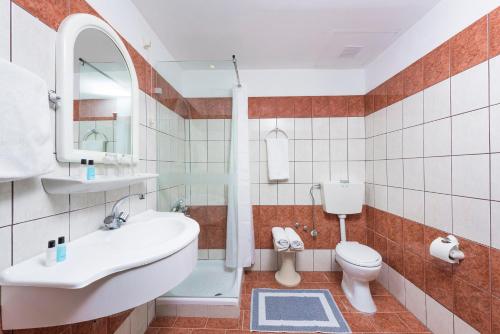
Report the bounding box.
[0,59,54,182]
[272,227,290,252]
[265,137,289,181]
[285,227,304,251]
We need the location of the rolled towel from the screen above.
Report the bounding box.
[272,227,290,251]
[285,227,304,251]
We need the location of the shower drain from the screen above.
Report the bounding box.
[214,293,223,296]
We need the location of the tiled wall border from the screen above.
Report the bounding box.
[363,7,500,334]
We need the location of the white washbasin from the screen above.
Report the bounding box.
[0,210,200,330]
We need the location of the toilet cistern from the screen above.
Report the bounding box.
[320,181,364,242]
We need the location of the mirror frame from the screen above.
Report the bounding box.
[55,14,139,164]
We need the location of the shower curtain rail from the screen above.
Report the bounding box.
[232,55,242,88]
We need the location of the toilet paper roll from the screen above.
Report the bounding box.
[430,237,459,264]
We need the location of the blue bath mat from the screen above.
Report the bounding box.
[250,289,351,333]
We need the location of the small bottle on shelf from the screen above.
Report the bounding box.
[80,159,87,180]
[45,240,56,267]
[87,160,96,180]
[56,236,67,263]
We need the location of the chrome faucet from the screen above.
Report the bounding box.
[104,193,145,229]
[171,199,189,216]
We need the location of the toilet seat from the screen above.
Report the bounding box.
[336,242,382,268]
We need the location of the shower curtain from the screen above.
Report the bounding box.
[226,84,254,268]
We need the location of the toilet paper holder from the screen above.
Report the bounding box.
[430,235,465,264]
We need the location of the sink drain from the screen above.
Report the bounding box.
[214,293,223,296]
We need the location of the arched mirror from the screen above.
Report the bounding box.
[56,14,139,164]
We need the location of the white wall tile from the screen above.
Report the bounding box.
[0,182,11,227]
[386,131,402,159]
[260,249,278,271]
[147,127,157,160]
[388,267,405,305]
[207,141,225,162]
[296,249,313,271]
[424,156,451,194]
[69,204,105,240]
[424,79,451,122]
[374,160,387,185]
[294,118,312,139]
[426,296,453,334]
[491,55,500,106]
[250,249,261,271]
[295,184,313,204]
[491,201,500,249]
[492,154,500,201]
[277,118,295,139]
[313,140,330,161]
[11,4,56,89]
[348,161,365,183]
[453,196,490,246]
[405,280,427,325]
[313,249,331,271]
[452,154,489,199]
[277,184,294,205]
[313,161,330,183]
[451,61,489,115]
[13,213,69,264]
[490,104,500,153]
[425,192,452,233]
[403,189,424,223]
[454,316,480,334]
[295,162,313,183]
[190,141,207,163]
[330,117,347,139]
[0,0,9,60]
[259,183,277,205]
[13,163,69,223]
[312,118,329,139]
[0,226,11,271]
[130,304,148,334]
[208,249,226,260]
[365,160,374,183]
[189,120,207,140]
[403,91,424,128]
[387,187,403,217]
[387,159,403,188]
[386,101,403,132]
[452,107,489,155]
[374,185,388,211]
[364,114,374,138]
[207,120,225,140]
[295,140,313,161]
[372,109,387,136]
[331,140,348,161]
[376,262,389,288]
[402,125,423,158]
[348,139,365,160]
[365,137,374,160]
[424,118,451,157]
[373,134,387,160]
[403,158,424,190]
[248,119,260,140]
[348,117,365,138]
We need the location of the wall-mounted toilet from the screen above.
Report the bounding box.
[320,181,382,314]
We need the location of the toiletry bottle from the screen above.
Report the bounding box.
[45,240,56,266]
[87,159,96,180]
[80,159,87,180]
[56,236,67,262]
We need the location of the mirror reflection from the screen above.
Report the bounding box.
[73,28,132,155]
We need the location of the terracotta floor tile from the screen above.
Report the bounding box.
[149,317,177,328]
[373,296,406,313]
[172,317,208,328]
[372,313,409,332]
[370,281,390,296]
[206,318,240,329]
[191,329,225,334]
[300,271,330,282]
[397,312,429,332]
[343,313,376,332]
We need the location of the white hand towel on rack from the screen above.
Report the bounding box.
[0,59,55,182]
[272,227,290,252]
[265,137,289,181]
[285,227,304,251]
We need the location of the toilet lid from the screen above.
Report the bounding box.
[336,242,382,268]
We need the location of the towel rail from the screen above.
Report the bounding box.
[265,127,288,139]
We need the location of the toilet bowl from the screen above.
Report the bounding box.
[335,241,382,313]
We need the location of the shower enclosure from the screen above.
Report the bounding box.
[153,59,247,314]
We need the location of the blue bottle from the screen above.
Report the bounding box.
[56,236,67,262]
[87,159,96,180]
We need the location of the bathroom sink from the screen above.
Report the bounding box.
[0,210,200,330]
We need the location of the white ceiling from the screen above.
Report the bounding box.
[131,0,440,69]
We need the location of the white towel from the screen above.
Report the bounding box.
[0,59,54,182]
[265,137,289,181]
[272,227,289,251]
[285,227,304,251]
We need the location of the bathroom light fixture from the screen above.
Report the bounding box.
[209,64,216,69]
